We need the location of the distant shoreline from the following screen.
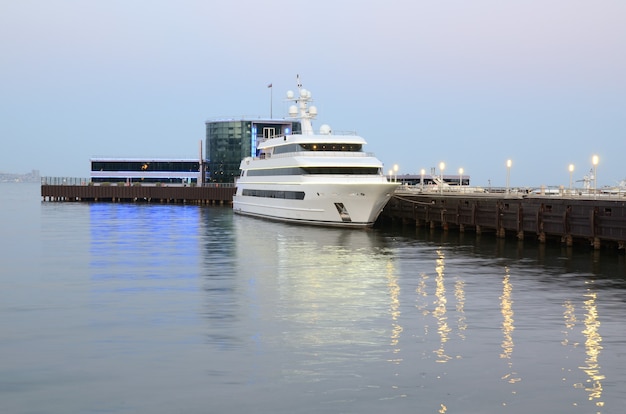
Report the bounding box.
[0,170,40,183]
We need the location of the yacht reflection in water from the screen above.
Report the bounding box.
[233,216,395,364]
[386,260,402,364]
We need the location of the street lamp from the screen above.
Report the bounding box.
[388,169,393,182]
[568,164,574,192]
[393,164,399,183]
[458,167,464,191]
[420,168,425,191]
[439,162,445,194]
[506,159,512,195]
[592,155,599,197]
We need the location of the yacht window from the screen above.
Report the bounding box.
[299,143,362,152]
[273,144,300,155]
[242,189,305,200]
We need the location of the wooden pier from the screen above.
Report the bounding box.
[41,184,235,205]
[380,190,626,250]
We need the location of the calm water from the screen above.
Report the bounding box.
[1,182,625,413]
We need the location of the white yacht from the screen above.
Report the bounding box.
[232,77,399,227]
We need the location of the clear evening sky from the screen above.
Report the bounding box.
[1,0,624,187]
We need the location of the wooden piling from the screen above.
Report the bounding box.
[381,191,626,250]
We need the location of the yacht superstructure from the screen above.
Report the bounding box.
[232,77,398,227]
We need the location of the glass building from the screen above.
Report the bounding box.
[205,119,300,183]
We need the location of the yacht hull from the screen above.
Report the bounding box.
[233,180,397,227]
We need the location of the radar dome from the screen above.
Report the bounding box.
[320,124,332,135]
[308,106,317,116]
[286,90,294,99]
[288,105,298,117]
[300,88,308,98]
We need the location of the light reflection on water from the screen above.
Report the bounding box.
[1,186,625,414]
[500,267,518,386]
[581,289,604,408]
[433,250,452,363]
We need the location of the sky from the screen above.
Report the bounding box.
[1,0,625,188]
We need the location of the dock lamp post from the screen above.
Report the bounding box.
[388,169,393,182]
[439,162,445,194]
[393,164,399,183]
[592,155,599,197]
[458,167,464,191]
[506,159,512,195]
[420,168,425,191]
[568,164,574,192]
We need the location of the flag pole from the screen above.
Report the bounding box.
[268,83,273,118]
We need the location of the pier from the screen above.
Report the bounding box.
[41,180,235,205]
[41,179,626,250]
[379,188,626,250]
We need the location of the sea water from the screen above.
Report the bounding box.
[1,182,625,413]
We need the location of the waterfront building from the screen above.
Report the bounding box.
[205,118,300,183]
[87,119,301,185]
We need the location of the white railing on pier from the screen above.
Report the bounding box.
[41,177,235,188]
[394,184,626,199]
[41,177,89,185]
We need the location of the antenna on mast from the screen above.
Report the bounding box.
[286,75,316,135]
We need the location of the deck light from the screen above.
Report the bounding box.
[592,155,599,197]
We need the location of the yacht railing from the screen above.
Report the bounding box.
[259,131,358,141]
[255,151,375,160]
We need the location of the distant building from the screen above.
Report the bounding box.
[205,118,301,183]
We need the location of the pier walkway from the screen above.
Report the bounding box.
[380,187,626,250]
